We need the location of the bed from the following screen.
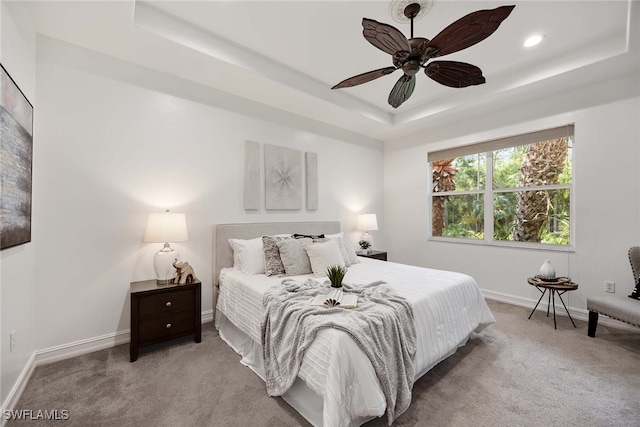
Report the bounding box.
[213,221,495,426]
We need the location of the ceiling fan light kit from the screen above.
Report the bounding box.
[332,2,515,109]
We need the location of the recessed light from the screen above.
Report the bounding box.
[524,34,544,47]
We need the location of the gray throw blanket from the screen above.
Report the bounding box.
[261,279,417,425]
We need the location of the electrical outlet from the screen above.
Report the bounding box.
[10,330,16,352]
[605,281,615,293]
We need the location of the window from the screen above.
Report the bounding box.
[429,125,573,248]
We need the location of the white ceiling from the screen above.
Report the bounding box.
[25,0,638,141]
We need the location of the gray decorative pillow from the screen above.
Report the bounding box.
[262,235,291,276]
[277,238,313,276]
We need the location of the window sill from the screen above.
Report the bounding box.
[428,236,575,252]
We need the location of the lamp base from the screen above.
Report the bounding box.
[153,244,179,285]
[360,231,373,246]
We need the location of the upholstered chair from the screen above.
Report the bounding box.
[586,246,640,337]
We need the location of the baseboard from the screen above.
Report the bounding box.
[0,352,36,427]
[201,309,214,324]
[34,329,132,366]
[0,311,215,424]
[481,289,640,333]
[35,311,213,366]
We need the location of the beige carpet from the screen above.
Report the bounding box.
[8,300,640,426]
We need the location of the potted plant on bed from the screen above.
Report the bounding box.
[326,265,346,288]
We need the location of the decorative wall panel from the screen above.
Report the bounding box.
[264,144,302,210]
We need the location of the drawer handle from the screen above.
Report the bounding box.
[166,323,172,329]
[165,301,172,307]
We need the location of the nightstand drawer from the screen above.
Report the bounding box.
[138,310,195,343]
[138,288,194,319]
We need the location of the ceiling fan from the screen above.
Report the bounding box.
[331,3,515,108]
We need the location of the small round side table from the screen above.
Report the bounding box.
[527,276,578,329]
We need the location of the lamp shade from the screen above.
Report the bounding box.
[144,211,188,243]
[357,214,378,231]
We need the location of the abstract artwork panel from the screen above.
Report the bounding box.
[305,152,318,210]
[1,64,33,250]
[264,144,302,210]
[244,140,260,210]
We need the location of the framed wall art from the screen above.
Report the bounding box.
[264,144,302,210]
[1,63,34,250]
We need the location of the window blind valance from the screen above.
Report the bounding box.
[427,124,574,162]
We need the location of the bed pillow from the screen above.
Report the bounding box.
[293,233,325,239]
[228,237,265,274]
[277,238,313,276]
[338,237,361,266]
[304,239,346,276]
[315,236,360,267]
[262,235,291,276]
[325,232,344,238]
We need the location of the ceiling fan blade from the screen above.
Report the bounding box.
[388,74,416,108]
[424,61,486,88]
[362,18,411,56]
[427,5,515,57]
[332,66,397,89]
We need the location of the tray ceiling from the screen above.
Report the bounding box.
[25,0,638,141]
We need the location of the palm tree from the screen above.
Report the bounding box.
[432,159,457,236]
[513,138,569,242]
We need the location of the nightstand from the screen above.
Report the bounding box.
[130,279,201,362]
[357,250,387,261]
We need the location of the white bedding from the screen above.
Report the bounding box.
[215,257,495,426]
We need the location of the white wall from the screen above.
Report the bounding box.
[32,36,385,352]
[0,0,37,408]
[385,76,640,313]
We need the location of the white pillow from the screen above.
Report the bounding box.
[228,237,265,274]
[319,234,360,267]
[304,239,346,276]
[325,232,344,238]
[338,237,361,266]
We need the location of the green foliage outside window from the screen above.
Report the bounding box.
[432,137,572,246]
[440,193,484,239]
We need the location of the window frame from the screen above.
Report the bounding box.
[428,127,575,251]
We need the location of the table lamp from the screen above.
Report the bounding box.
[144,210,188,284]
[357,213,378,249]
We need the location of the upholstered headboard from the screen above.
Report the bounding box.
[212,221,341,287]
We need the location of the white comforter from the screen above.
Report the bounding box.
[216,258,495,426]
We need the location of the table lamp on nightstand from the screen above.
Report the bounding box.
[357,213,378,250]
[144,210,188,284]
